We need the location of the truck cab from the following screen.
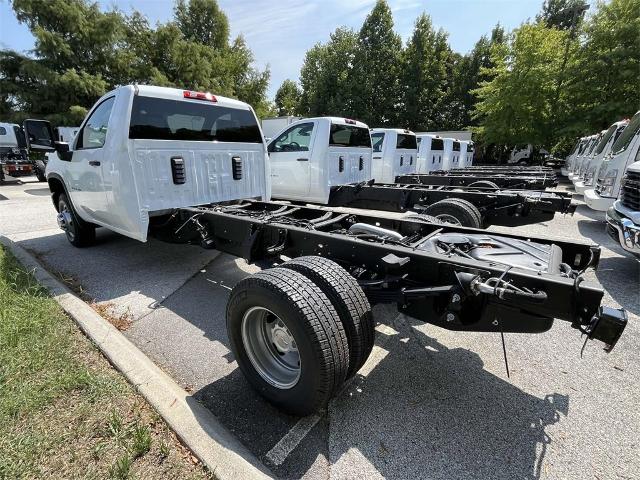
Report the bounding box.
[24,85,270,244]
[574,120,628,194]
[267,117,372,204]
[453,140,467,170]
[606,159,640,257]
[464,141,474,167]
[440,138,457,171]
[562,137,587,177]
[416,135,444,173]
[572,131,605,182]
[569,134,598,180]
[585,110,640,212]
[508,144,533,165]
[370,128,417,183]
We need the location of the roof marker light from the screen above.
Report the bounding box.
[183,90,217,102]
[344,118,356,125]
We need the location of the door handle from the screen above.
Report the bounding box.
[88,160,101,167]
[297,158,309,161]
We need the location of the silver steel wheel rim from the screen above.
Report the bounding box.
[60,203,76,241]
[241,306,301,389]
[435,214,462,226]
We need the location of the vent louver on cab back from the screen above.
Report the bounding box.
[232,156,243,180]
[171,157,186,184]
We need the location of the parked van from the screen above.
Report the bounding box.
[585,110,640,211]
[416,134,444,173]
[574,120,628,194]
[370,128,417,183]
[268,117,372,203]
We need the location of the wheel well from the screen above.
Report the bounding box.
[47,177,65,211]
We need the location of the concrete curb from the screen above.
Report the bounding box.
[0,236,274,480]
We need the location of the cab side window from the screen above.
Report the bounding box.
[268,123,313,153]
[76,97,115,149]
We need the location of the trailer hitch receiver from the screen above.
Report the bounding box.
[584,306,627,352]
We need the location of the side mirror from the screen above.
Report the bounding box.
[23,119,56,152]
[54,141,73,161]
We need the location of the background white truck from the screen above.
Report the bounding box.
[585,110,640,211]
[606,159,640,258]
[370,128,418,183]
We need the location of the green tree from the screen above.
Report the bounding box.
[569,0,640,131]
[299,27,359,116]
[473,22,575,148]
[536,0,589,30]
[350,0,402,126]
[274,79,301,116]
[174,0,229,49]
[401,13,451,131]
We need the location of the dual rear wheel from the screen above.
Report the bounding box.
[226,256,374,416]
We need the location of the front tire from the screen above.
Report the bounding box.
[57,193,96,247]
[34,160,46,182]
[226,267,350,415]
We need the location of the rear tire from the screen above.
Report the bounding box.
[281,256,374,378]
[423,198,482,228]
[34,160,46,182]
[58,193,96,247]
[226,267,349,415]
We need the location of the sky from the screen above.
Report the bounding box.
[0,0,546,98]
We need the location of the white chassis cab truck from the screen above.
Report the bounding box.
[585,111,640,212]
[267,117,372,204]
[574,120,628,195]
[416,135,444,173]
[370,128,418,183]
[29,85,270,245]
[606,159,640,258]
[562,136,588,177]
[24,86,627,416]
[569,134,598,181]
[572,130,605,186]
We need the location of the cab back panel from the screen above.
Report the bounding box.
[131,141,267,212]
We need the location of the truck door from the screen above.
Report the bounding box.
[268,121,315,199]
[69,96,114,224]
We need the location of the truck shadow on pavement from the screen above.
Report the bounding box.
[178,256,569,480]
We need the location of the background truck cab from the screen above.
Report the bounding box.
[574,120,627,194]
[464,141,474,167]
[267,117,372,204]
[416,134,444,173]
[606,159,640,257]
[562,136,587,176]
[585,110,640,211]
[24,85,270,242]
[370,128,417,183]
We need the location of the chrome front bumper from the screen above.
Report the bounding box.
[606,207,640,257]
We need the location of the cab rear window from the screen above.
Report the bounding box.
[453,141,461,151]
[430,138,444,150]
[329,124,371,148]
[129,96,262,143]
[396,134,417,149]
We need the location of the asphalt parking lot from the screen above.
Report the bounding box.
[1,176,638,480]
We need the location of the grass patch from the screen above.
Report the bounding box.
[0,246,212,479]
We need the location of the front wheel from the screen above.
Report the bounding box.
[34,160,46,182]
[226,267,350,416]
[57,193,96,247]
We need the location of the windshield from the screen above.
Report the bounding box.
[611,112,640,155]
[129,96,262,143]
[371,132,385,153]
[396,133,417,149]
[329,124,371,148]
[594,125,617,155]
